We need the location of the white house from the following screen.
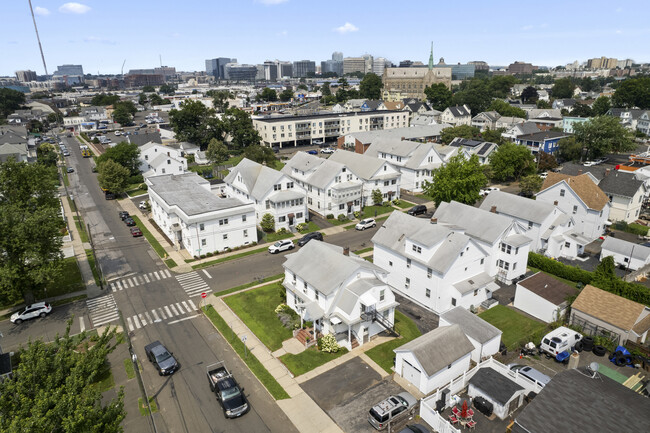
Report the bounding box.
[328,149,401,204]
[365,138,447,192]
[282,151,363,218]
[597,171,647,223]
[394,325,474,395]
[138,142,187,178]
[439,307,502,362]
[471,111,501,131]
[146,173,257,257]
[282,241,399,351]
[600,236,650,271]
[536,173,610,240]
[514,272,577,323]
[224,158,308,230]
[502,122,540,141]
[495,116,525,130]
[440,105,472,126]
[448,137,499,165]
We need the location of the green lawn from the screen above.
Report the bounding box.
[360,205,394,217]
[298,221,321,234]
[280,346,348,376]
[223,282,292,351]
[34,257,84,299]
[354,247,373,255]
[479,305,548,350]
[138,397,158,416]
[124,358,135,379]
[365,311,422,373]
[215,273,285,298]
[164,258,177,268]
[203,305,290,400]
[393,200,415,209]
[86,249,101,286]
[74,216,89,243]
[327,217,352,226]
[191,246,268,270]
[60,167,70,187]
[130,215,168,259]
[125,185,148,197]
[264,231,294,243]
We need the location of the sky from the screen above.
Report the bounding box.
[2,0,649,77]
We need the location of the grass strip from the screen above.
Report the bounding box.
[393,200,415,209]
[215,273,284,297]
[192,246,268,270]
[74,216,89,243]
[85,249,101,286]
[124,359,135,379]
[203,305,290,400]
[353,247,373,255]
[60,167,69,187]
[138,397,158,416]
[164,258,177,268]
[130,215,167,259]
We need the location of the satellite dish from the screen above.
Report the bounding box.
[589,362,600,372]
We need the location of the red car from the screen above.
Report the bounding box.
[130,227,143,237]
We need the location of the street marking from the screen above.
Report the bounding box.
[79,317,86,333]
[144,274,150,283]
[144,311,153,324]
[86,294,119,328]
[110,282,117,292]
[188,299,197,310]
[158,308,166,320]
[127,279,134,288]
[202,270,212,279]
[164,306,173,317]
[167,315,199,325]
[170,304,179,316]
[164,269,172,278]
[116,280,124,291]
[138,314,147,326]
[127,317,134,332]
[175,303,184,315]
[132,277,139,286]
[154,271,161,280]
[133,315,141,329]
[181,301,190,313]
[151,309,160,322]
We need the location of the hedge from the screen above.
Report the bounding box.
[527,252,592,285]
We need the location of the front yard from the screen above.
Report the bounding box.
[280,346,348,377]
[479,304,548,350]
[365,311,421,373]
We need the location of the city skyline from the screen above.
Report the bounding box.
[2,0,649,76]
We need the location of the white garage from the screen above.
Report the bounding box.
[394,324,474,395]
[514,272,577,323]
[439,306,502,362]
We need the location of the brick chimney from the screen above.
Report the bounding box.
[343,247,350,256]
[605,169,610,176]
[578,169,582,175]
[490,206,497,213]
[401,137,405,141]
[554,200,558,206]
[430,217,438,224]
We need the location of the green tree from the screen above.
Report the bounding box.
[320,83,332,96]
[593,255,616,281]
[112,105,132,126]
[222,108,261,153]
[551,78,575,99]
[536,100,551,109]
[297,84,308,91]
[261,213,275,232]
[138,93,148,106]
[423,154,486,207]
[488,75,519,98]
[206,138,229,164]
[96,141,141,175]
[488,142,536,181]
[0,160,63,303]
[0,324,125,432]
[279,88,294,102]
[488,99,527,118]
[259,87,277,102]
[359,73,383,100]
[569,103,592,118]
[26,119,44,133]
[0,88,26,118]
[90,93,120,106]
[46,112,62,124]
[424,83,453,111]
[557,136,582,161]
[537,151,558,172]
[519,174,543,196]
[159,83,177,95]
[479,128,507,145]
[243,145,277,166]
[521,86,539,103]
[440,125,480,144]
[97,159,130,194]
[142,85,155,92]
[612,76,650,109]
[209,90,233,113]
[169,100,222,148]
[148,93,166,106]
[371,189,383,205]
[591,96,612,116]
[573,116,636,159]
[452,80,492,113]
[36,143,58,167]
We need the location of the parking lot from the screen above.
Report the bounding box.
[301,357,417,432]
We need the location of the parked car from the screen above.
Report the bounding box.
[66,167,74,173]
[398,425,431,433]
[144,341,179,376]
[62,150,70,157]
[130,227,143,237]
[320,148,335,154]
[368,392,417,430]
[507,364,551,387]
[138,200,148,210]
[10,302,52,324]
[583,161,597,167]
[306,150,318,155]
[119,211,130,220]
[114,131,122,136]
[539,172,548,179]
[207,362,250,418]
[355,218,377,231]
[407,204,427,216]
[124,217,136,226]
[479,187,500,197]
[297,231,323,246]
[539,326,582,357]
[268,239,295,254]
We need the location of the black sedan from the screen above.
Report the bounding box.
[297,231,323,247]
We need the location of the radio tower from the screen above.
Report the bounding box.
[28,0,48,75]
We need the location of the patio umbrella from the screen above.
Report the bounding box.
[461,400,468,419]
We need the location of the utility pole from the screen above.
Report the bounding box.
[28,0,48,76]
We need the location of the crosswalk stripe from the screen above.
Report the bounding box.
[110,282,117,292]
[128,279,135,288]
[175,273,198,280]
[144,274,150,283]
[185,286,209,295]
[151,309,160,322]
[175,303,184,314]
[188,299,197,310]
[139,276,146,284]
[138,314,147,326]
[158,308,166,320]
[144,311,153,323]
[133,315,141,329]
[164,269,172,278]
[164,306,173,317]
[127,317,134,332]
[170,304,179,316]
[181,301,190,313]
[154,271,161,280]
[92,315,120,327]
[132,277,139,286]
[188,289,212,297]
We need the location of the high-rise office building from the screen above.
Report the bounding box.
[343,57,366,75]
[587,57,619,69]
[293,60,316,78]
[321,59,343,76]
[15,70,37,82]
[278,62,293,79]
[372,58,391,76]
[224,63,258,81]
[205,57,237,80]
[468,61,489,71]
[332,51,343,62]
[264,61,278,81]
[53,64,84,76]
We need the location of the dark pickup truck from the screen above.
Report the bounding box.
[144,341,179,376]
[207,362,249,418]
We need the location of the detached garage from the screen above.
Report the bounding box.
[440,306,502,362]
[514,272,577,323]
[394,324,474,395]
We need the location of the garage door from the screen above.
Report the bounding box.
[402,360,421,386]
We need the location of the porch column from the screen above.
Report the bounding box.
[347,324,351,347]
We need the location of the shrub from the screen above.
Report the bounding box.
[317,334,341,353]
[528,252,592,285]
[326,214,335,219]
[277,227,288,235]
[128,174,144,184]
[200,254,206,259]
[206,252,214,257]
[392,199,400,205]
[304,320,313,329]
[337,214,348,222]
[613,221,649,236]
[261,213,275,232]
[295,223,306,232]
[353,211,360,219]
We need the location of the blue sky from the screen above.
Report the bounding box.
[2,0,649,76]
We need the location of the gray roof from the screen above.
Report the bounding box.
[505,234,533,247]
[598,171,645,198]
[511,368,650,433]
[440,306,501,344]
[472,111,501,122]
[337,278,386,315]
[129,131,162,146]
[469,367,524,405]
[283,241,384,296]
[224,158,285,201]
[366,137,424,158]
[0,130,27,145]
[282,152,351,189]
[559,162,608,181]
[0,142,28,156]
[516,131,570,142]
[328,149,389,181]
[434,201,517,245]
[601,236,650,261]
[344,124,450,145]
[453,272,496,295]
[446,105,471,117]
[148,173,246,216]
[510,122,541,136]
[395,324,474,377]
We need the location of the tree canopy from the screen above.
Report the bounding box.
[557,136,582,161]
[488,99,527,118]
[259,87,277,102]
[206,138,229,164]
[452,79,492,114]
[0,88,26,119]
[551,78,575,99]
[591,96,612,116]
[279,88,294,102]
[519,174,544,196]
[207,90,233,113]
[0,160,63,303]
[573,115,636,159]
[521,86,539,103]
[169,100,222,149]
[0,324,125,432]
[488,142,536,181]
[359,73,383,100]
[90,93,120,106]
[221,108,262,153]
[243,145,277,166]
[97,159,130,194]
[424,83,453,112]
[612,76,650,109]
[440,125,480,144]
[159,83,176,95]
[148,93,166,106]
[423,154,486,207]
[96,141,140,175]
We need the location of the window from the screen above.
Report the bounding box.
[223,234,228,240]
[266,200,270,209]
[379,289,385,302]
[339,204,345,210]
[406,258,411,268]
[201,238,207,246]
[303,281,308,294]
[474,289,478,296]
[560,189,565,197]
[500,243,512,254]
[278,216,286,222]
[242,214,247,222]
[451,298,456,306]
[243,229,248,237]
[405,278,410,289]
[528,221,533,229]
[412,245,421,253]
[427,268,432,278]
[389,261,393,267]
[199,223,205,231]
[274,184,281,191]
[425,288,431,298]
[219,218,229,225]
[315,291,319,301]
[573,205,578,214]
[287,182,293,189]
[480,258,484,265]
[565,241,570,248]
[292,273,296,283]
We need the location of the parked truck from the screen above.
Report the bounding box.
[206,361,249,418]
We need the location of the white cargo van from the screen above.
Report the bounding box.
[539,326,582,357]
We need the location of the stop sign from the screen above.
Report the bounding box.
[201,292,207,299]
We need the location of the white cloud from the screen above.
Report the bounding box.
[34,6,50,16]
[59,3,91,14]
[333,22,359,34]
[278,30,288,36]
[615,29,623,34]
[257,0,289,4]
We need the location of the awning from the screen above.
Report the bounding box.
[330,316,342,325]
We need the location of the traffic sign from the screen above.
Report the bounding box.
[201,292,207,299]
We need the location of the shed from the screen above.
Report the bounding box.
[467,367,525,420]
[439,307,502,362]
[514,272,577,323]
[600,236,650,271]
[394,324,474,395]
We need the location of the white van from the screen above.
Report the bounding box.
[539,326,582,357]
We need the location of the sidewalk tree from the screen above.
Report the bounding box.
[97,159,130,194]
[424,83,452,111]
[261,213,275,232]
[423,154,486,207]
[372,189,383,205]
[0,323,125,432]
[206,138,229,165]
[0,160,63,304]
[359,73,383,100]
[488,142,536,181]
[96,141,141,175]
[519,174,544,196]
[36,143,58,167]
[573,116,636,158]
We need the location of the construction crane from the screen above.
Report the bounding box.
[121,59,126,76]
[28,0,48,75]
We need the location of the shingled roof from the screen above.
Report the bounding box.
[571,285,647,332]
[540,172,609,211]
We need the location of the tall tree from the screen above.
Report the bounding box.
[591,96,612,116]
[169,100,222,148]
[36,143,58,167]
[488,100,527,118]
[557,137,583,161]
[206,138,229,164]
[440,125,480,144]
[536,100,551,109]
[488,75,519,98]
[97,159,130,194]
[551,78,575,99]
[0,88,26,118]
[452,80,492,114]
[479,128,507,145]
[612,76,650,109]
[259,88,277,102]
[521,86,539,103]
[96,141,141,175]
[569,102,593,118]
[243,145,277,166]
[422,154,487,207]
[488,142,536,181]
[209,90,233,113]
[519,174,544,196]
[142,85,155,92]
[573,116,636,158]
[148,93,166,106]
[222,108,261,153]
[0,324,125,432]
[279,88,294,102]
[537,151,558,172]
[359,73,383,100]
[111,105,132,126]
[424,83,453,111]
[320,83,332,96]
[90,93,120,106]
[0,160,63,303]
[159,83,176,95]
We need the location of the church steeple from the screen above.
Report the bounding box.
[428,42,434,70]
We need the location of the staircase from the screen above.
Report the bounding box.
[361,308,400,337]
[295,328,312,345]
[351,335,359,349]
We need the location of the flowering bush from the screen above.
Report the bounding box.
[318,333,341,353]
[353,211,360,219]
[275,303,290,314]
[295,223,306,232]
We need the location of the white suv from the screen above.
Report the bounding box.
[11,302,52,324]
[355,218,377,231]
[268,239,295,254]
